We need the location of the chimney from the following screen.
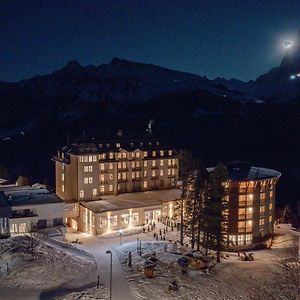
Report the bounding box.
[117,129,123,137]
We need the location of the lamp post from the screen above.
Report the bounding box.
[119,229,123,246]
[106,250,112,300]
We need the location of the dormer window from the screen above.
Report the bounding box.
[130,142,134,147]
[140,142,143,147]
[106,143,110,148]
[156,141,159,146]
[116,143,120,148]
[149,142,152,146]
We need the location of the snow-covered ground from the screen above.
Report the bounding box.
[53,286,109,300]
[114,223,299,300]
[0,235,97,298]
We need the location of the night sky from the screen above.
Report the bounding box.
[1,0,300,82]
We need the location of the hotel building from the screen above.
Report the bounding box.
[54,135,180,233]
[208,162,281,249]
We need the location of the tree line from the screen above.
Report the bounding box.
[177,150,228,263]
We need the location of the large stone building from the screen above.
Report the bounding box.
[208,162,281,249]
[54,135,180,233]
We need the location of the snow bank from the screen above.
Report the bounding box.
[0,236,97,290]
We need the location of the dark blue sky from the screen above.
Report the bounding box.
[1,0,300,82]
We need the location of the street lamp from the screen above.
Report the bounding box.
[106,250,112,300]
[119,229,123,246]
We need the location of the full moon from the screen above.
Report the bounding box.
[283,41,293,48]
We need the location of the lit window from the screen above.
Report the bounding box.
[160,169,164,176]
[136,171,140,178]
[79,156,84,162]
[118,173,121,180]
[172,169,175,175]
[132,161,135,168]
[99,217,107,228]
[109,152,114,159]
[93,155,97,162]
[116,143,120,148]
[152,170,156,177]
[260,206,265,213]
[62,174,64,181]
[168,150,172,156]
[100,174,105,182]
[118,162,122,169]
[122,152,126,158]
[89,156,93,162]
[168,159,172,166]
[168,169,171,176]
[152,151,156,157]
[121,214,130,225]
[132,152,135,158]
[259,218,265,226]
[144,181,147,188]
[100,164,105,171]
[89,177,93,184]
[160,160,164,166]
[172,159,176,165]
[144,151,148,157]
[122,162,126,169]
[122,173,127,180]
[160,150,164,156]
[269,203,273,210]
[62,163,65,170]
[109,163,113,170]
[269,215,272,223]
[84,156,88,163]
[144,161,148,167]
[270,190,274,198]
[132,212,139,225]
[109,174,113,180]
[62,184,65,192]
[109,215,118,227]
[132,172,135,179]
[80,190,84,198]
[100,185,105,193]
[136,152,140,158]
[152,160,156,167]
[93,189,97,196]
[84,178,89,184]
[109,185,113,192]
[136,161,140,168]
[88,166,93,172]
[144,171,147,177]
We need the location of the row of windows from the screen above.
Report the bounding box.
[99,213,139,228]
[239,181,275,193]
[80,150,174,162]
[98,141,160,149]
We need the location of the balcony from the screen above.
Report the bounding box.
[132,177,142,181]
[11,211,38,219]
[151,165,159,169]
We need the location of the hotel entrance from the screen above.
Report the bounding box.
[144,209,161,223]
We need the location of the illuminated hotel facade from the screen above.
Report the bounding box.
[54,135,180,233]
[208,162,281,249]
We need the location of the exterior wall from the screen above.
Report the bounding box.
[227,177,279,249]
[10,202,65,234]
[79,203,164,235]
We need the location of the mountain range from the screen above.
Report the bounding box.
[0,34,300,223]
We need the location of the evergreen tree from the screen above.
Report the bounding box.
[177,150,195,246]
[202,163,228,262]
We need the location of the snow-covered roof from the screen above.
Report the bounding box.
[0,186,63,206]
[81,188,181,213]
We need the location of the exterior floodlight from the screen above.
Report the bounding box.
[283,41,293,48]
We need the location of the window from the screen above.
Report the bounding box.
[270,190,274,198]
[109,174,113,181]
[88,177,93,184]
[106,143,110,148]
[116,143,120,148]
[118,173,121,180]
[109,163,113,170]
[62,184,65,192]
[144,161,148,167]
[109,215,118,227]
[100,164,105,171]
[100,185,105,193]
[239,182,247,193]
[172,169,175,175]
[80,190,84,198]
[143,151,148,157]
[152,151,156,157]
[118,162,122,169]
[122,162,126,169]
[62,163,65,171]
[160,150,164,156]
[152,160,156,167]
[144,171,147,177]
[84,156,88,162]
[93,189,97,196]
[132,212,139,225]
[89,166,93,172]
[62,174,64,181]
[168,159,172,166]
[160,170,164,176]
[100,174,105,182]
[89,156,93,162]
[144,181,147,188]
[168,169,171,176]
[160,160,164,166]
[53,218,63,226]
[269,215,272,223]
[260,206,265,214]
[122,172,127,180]
[152,170,156,177]
[84,178,89,184]
[132,172,135,179]
[109,185,113,192]
[168,150,172,156]
[121,214,130,225]
[99,217,107,228]
[93,155,97,162]
[238,208,246,220]
[136,171,140,178]
[79,156,84,162]
[136,152,140,158]
[132,161,136,168]
[269,203,273,210]
[109,152,114,159]
[122,152,126,158]
[259,218,265,226]
[136,161,140,168]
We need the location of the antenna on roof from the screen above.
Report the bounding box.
[146,119,154,136]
